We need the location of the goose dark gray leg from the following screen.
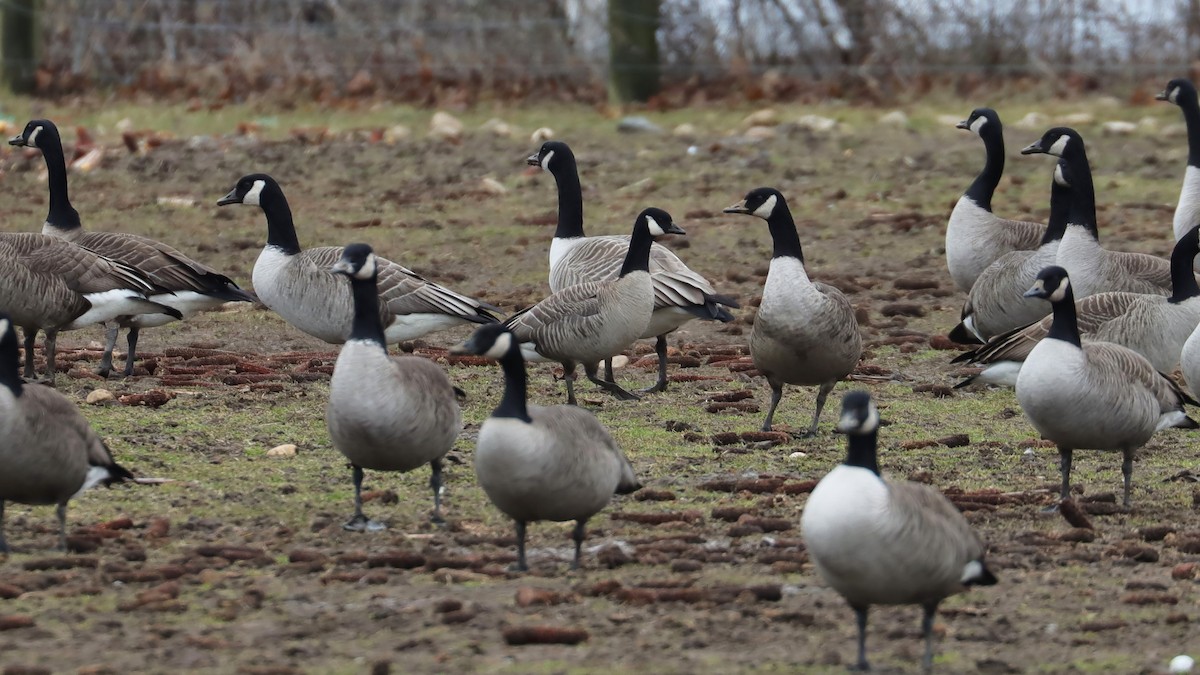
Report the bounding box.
[585,362,640,401]
[1058,447,1073,502]
[805,380,837,437]
[98,324,119,377]
[514,520,528,572]
[920,601,939,674]
[852,605,870,671]
[0,501,8,554]
[21,328,37,379]
[639,335,670,394]
[603,358,615,383]
[570,519,587,570]
[429,458,445,524]
[1121,447,1134,508]
[562,361,579,406]
[343,465,385,532]
[43,329,59,382]
[123,327,140,377]
[55,502,68,551]
[762,380,785,432]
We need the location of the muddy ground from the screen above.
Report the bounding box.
[0,99,1197,674]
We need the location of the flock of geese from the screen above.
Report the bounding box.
[1,77,1199,671]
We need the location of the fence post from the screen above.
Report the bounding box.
[608,0,660,103]
[2,0,40,94]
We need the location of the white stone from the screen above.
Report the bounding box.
[1059,112,1094,126]
[610,355,629,369]
[479,118,514,137]
[673,123,698,138]
[267,444,297,458]
[1013,112,1048,130]
[1169,655,1194,674]
[796,114,838,133]
[479,177,507,195]
[742,108,778,128]
[743,125,776,141]
[384,124,411,144]
[1100,120,1137,136]
[70,148,103,172]
[878,110,909,127]
[530,127,554,143]
[86,389,115,405]
[115,118,134,133]
[428,111,463,142]
[156,196,197,208]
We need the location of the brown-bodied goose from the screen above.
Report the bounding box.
[217,174,500,345]
[504,207,679,405]
[10,119,256,377]
[1158,78,1200,247]
[528,141,738,393]
[945,108,1043,292]
[0,313,135,552]
[326,244,461,530]
[801,391,998,673]
[1016,266,1196,507]
[451,323,641,571]
[723,188,862,436]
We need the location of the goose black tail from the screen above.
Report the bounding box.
[948,323,982,345]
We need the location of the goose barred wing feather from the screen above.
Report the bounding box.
[74,231,248,296]
[1108,250,1174,291]
[503,282,607,342]
[887,481,989,573]
[1,233,156,294]
[1082,342,1191,412]
[994,218,1044,252]
[18,385,131,481]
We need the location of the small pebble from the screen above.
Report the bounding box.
[1170,655,1194,674]
[267,444,297,458]
[85,389,115,405]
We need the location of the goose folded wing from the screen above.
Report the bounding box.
[77,232,243,293]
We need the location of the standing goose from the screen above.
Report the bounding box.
[945,108,1043,291]
[1157,78,1200,246]
[218,174,500,345]
[954,223,1200,386]
[504,207,679,405]
[723,188,862,436]
[451,323,641,571]
[528,141,739,393]
[0,233,181,379]
[326,244,461,530]
[801,391,998,673]
[10,119,256,377]
[0,313,135,552]
[1016,266,1196,508]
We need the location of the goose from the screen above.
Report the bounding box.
[326,243,461,530]
[954,223,1200,386]
[945,108,1043,291]
[948,159,1072,343]
[450,322,641,571]
[723,188,862,436]
[10,119,256,377]
[0,233,180,379]
[503,207,679,405]
[801,390,997,673]
[1022,127,1175,298]
[527,141,739,393]
[1016,266,1196,507]
[217,174,500,345]
[1181,318,1200,398]
[0,312,135,552]
[1157,78,1200,246]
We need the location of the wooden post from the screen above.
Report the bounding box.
[608,0,660,103]
[2,0,40,94]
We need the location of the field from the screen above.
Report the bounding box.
[0,92,1198,674]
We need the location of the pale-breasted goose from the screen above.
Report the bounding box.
[0,232,180,379]
[217,174,500,345]
[528,141,738,393]
[0,313,134,552]
[953,224,1200,386]
[451,323,641,571]
[503,207,679,405]
[723,188,862,436]
[10,119,256,377]
[1181,316,1200,397]
[326,244,461,530]
[945,108,1043,291]
[801,391,997,673]
[1157,78,1200,247]
[1016,266,1196,507]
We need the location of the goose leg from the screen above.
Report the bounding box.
[920,601,940,674]
[513,520,528,572]
[43,329,59,383]
[603,358,615,383]
[123,327,140,377]
[429,458,445,524]
[0,501,8,554]
[98,324,119,377]
[1058,447,1073,502]
[585,362,640,401]
[1121,447,1134,508]
[570,519,587,570]
[343,465,386,532]
[805,380,837,437]
[762,380,784,432]
[852,605,870,671]
[639,335,670,394]
[55,502,68,552]
[21,328,37,379]
[562,361,579,406]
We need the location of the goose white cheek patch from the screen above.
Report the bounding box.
[540,150,555,171]
[752,194,777,219]
[26,125,42,147]
[354,255,377,280]
[969,116,987,135]
[646,215,665,236]
[1048,278,1069,303]
[1047,135,1070,157]
[484,332,513,359]
[0,318,8,336]
[242,180,266,206]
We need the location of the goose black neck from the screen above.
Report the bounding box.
[1181,93,1200,168]
[1046,284,1082,348]
[493,345,531,423]
[964,127,1004,211]
[550,155,586,240]
[843,432,880,476]
[262,189,302,255]
[1062,152,1098,241]
[619,221,655,277]
[1168,234,1200,303]
[766,204,805,262]
[1041,178,1071,245]
[347,274,386,346]
[0,332,21,397]
[39,130,81,231]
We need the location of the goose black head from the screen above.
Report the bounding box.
[957,107,1000,136]
[526,140,573,172]
[637,207,686,238]
[451,323,516,360]
[724,187,786,220]
[1023,265,1071,302]
[218,173,278,207]
[1021,127,1081,158]
[1157,78,1197,105]
[330,243,376,281]
[9,119,59,149]
[835,390,880,435]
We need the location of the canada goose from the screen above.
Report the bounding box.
[1157,79,1200,245]
[527,141,739,393]
[0,233,180,379]
[723,188,862,436]
[450,323,641,571]
[10,119,256,377]
[801,390,997,673]
[954,223,1200,386]
[218,174,500,345]
[946,108,1043,291]
[326,243,461,530]
[504,207,679,405]
[0,313,135,552]
[1181,319,1200,397]
[1022,127,1175,298]
[948,160,1072,343]
[1016,266,1196,507]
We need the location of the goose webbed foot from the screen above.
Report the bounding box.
[342,514,387,532]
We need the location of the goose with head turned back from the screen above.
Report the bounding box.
[945,108,1043,291]
[451,323,641,571]
[528,141,739,393]
[10,119,256,377]
[503,207,680,405]
[217,174,500,346]
[1157,78,1200,249]
[0,313,135,552]
[1016,266,1196,508]
[801,390,998,673]
[723,188,862,436]
[326,243,461,530]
